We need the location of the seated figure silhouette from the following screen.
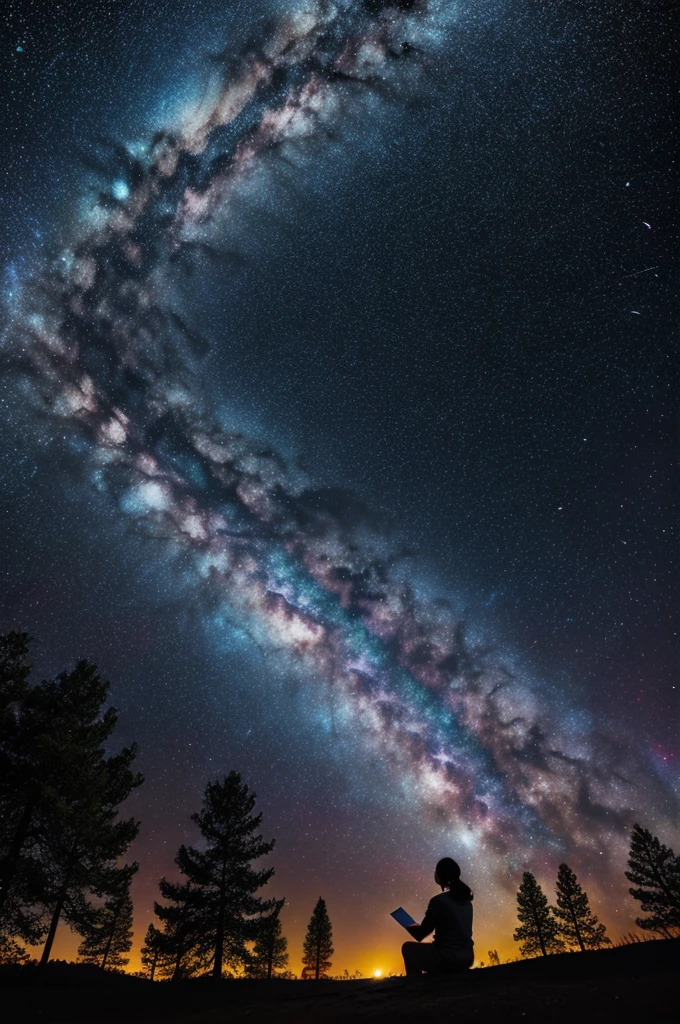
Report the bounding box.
[402,858,474,976]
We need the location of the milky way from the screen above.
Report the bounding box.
[2,0,674,897]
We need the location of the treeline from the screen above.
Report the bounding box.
[138,774,333,981]
[0,633,335,978]
[0,633,141,968]
[2,633,679,978]
[508,828,680,960]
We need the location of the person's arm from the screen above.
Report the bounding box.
[406,900,437,942]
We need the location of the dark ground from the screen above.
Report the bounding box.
[2,940,678,1023]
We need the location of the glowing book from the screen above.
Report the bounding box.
[390,907,417,931]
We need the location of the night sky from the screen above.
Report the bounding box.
[0,0,677,975]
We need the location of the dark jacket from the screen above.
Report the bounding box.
[407,891,474,960]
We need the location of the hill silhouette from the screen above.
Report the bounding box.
[1,939,677,1022]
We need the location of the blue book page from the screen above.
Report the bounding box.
[391,906,417,930]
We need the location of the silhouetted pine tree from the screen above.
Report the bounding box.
[37,662,142,966]
[302,898,334,979]
[247,907,288,978]
[553,863,610,951]
[625,824,680,937]
[487,949,501,966]
[154,878,204,980]
[0,648,143,964]
[154,773,280,979]
[513,872,563,957]
[140,922,172,981]
[77,864,137,969]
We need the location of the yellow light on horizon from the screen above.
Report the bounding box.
[373,969,382,978]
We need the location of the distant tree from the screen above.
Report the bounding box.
[140,922,172,981]
[154,772,280,980]
[513,872,564,957]
[552,863,610,951]
[625,824,680,937]
[615,931,645,946]
[487,949,501,966]
[154,878,205,980]
[78,864,137,970]
[302,898,334,979]
[247,907,289,978]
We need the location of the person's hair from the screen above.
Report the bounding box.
[436,858,473,903]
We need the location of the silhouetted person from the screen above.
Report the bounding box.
[402,858,474,976]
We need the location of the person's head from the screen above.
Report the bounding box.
[434,857,473,903]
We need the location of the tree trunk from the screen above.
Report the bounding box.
[101,898,122,970]
[40,888,67,967]
[39,844,78,968]
[213,856,228,981]
[172,943,184,981]
[531,902,547,956]
[267,932,273,980]
[150,948,159,982]
[0,800,34,914]
[568,900,585,952]
[171,893,191,981]
[316,933,321,979]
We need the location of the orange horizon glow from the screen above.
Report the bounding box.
[29,888,642,981]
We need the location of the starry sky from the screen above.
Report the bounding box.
[0,0,677,975]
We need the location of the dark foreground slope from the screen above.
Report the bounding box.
[2,940,677,1023]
